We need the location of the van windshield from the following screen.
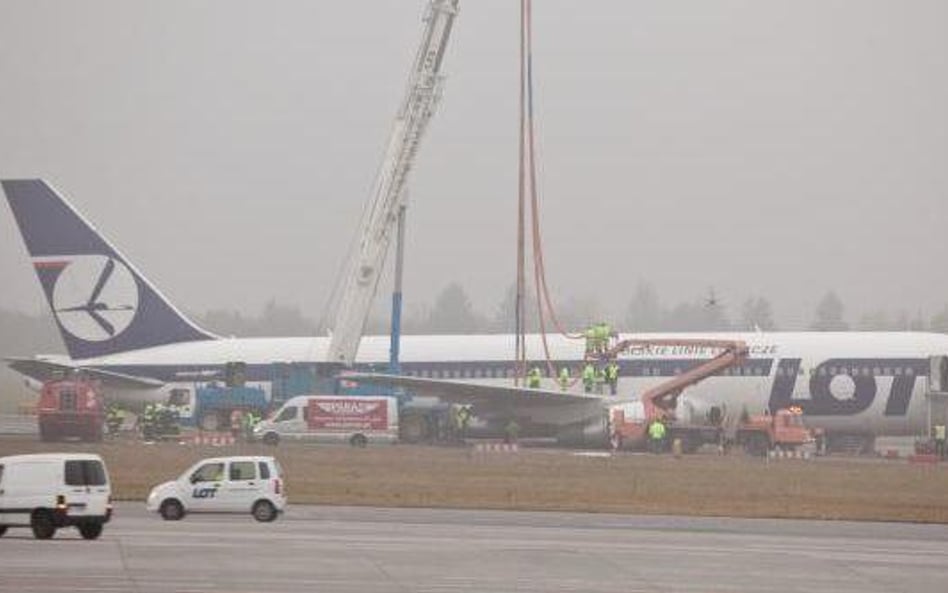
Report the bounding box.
[65,460,108,486]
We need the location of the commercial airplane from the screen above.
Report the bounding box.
[3,179,947,450]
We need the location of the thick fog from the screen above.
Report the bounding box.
[1,0,946,332]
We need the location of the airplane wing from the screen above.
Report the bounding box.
[340,373,603,410]
[6,357,165,390]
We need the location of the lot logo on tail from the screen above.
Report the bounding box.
[43,255,139,342]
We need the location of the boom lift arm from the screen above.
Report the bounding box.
[327,0,461,366]
[605,338,749,419]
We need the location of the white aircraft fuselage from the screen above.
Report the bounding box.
[28,330,948,439]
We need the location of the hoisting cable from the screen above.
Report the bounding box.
[514,0,529,385]
[517,0,585,383]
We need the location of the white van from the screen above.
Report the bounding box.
[0,453,112,540]
[254,395,399,447]
[146,456,286,522]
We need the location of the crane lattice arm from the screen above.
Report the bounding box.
[327,0,461,366]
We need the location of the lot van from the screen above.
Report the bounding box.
[0,453,112,540]
[146,456,285,522]
[254,395,399,447]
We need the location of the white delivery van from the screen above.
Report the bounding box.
[254,395,399,447]
[0,453,112,540]
[146,456,285,522]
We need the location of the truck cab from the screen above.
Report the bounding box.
[36,378,104,442]
[737,407,814,456]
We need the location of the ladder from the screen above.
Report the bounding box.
[327,0,461,366]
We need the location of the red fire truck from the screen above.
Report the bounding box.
[36,377,105,442]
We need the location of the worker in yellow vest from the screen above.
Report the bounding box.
[648,420,666,453]
[584,326,597,356]
[527,366,542,389]
[582,363,595,393]
[558,367,570,391]
[606,362,619,396]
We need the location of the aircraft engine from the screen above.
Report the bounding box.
[555,413,611,448]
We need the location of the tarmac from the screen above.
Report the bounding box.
[1,503,946,592]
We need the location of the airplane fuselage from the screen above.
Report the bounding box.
[28,331,948,439]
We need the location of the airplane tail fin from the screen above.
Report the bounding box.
[2,179,216,360]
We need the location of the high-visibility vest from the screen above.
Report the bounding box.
[582,365,595,382]
[648,421,666,440]
[558,368,570,388]
[606,364,619,381]
[528,368,541,387]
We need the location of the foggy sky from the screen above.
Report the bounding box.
[1,0,946,331]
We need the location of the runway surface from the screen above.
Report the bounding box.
[1,503,946,592]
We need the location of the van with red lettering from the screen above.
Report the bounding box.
[254,395,399,447]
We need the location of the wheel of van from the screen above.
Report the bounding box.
[31,510,56,540]
[350,433,368,448]
[78,522,103,540]
[262,432,280,446]
[252,500,277,523]
[159,499,185,521]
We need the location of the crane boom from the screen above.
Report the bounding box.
[327,0,461,366]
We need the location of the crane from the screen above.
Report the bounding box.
[326,0,461,367]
